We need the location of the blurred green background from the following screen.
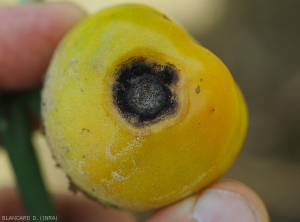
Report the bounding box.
[1,0,299,221]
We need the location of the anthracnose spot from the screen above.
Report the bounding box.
[113,57,179,127]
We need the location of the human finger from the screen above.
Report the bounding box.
[0,187,135,222]
[147,179,269,222]
[0,3,85,91]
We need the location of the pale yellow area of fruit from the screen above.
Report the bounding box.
[42,4,247,211]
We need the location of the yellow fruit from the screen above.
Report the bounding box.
[42,4,248,212]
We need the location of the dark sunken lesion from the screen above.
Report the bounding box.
[112,57,179,128]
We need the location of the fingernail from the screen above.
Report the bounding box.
[192,189,260,222]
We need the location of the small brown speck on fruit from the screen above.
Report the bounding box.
[68,176,79,194]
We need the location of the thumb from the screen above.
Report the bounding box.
[147,180,269,222]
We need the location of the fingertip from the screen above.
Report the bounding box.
[0,188,135,222]
[54,194,135,222]
[0,2,86,91]
[207,179,270,222]
[0,187,25,217]
[147,180,269,222]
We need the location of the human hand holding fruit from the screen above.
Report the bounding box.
[0,3,269,222]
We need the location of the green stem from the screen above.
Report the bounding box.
[0,92,57,221]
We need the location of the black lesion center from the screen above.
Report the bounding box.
[112,57,179,127]
[125,74,171,118]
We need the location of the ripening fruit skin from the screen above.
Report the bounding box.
[42,4,248,212]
